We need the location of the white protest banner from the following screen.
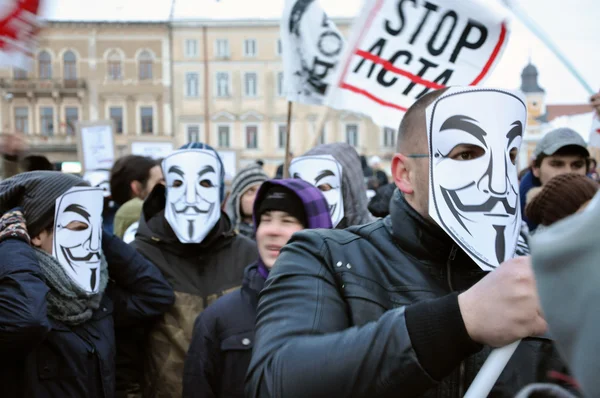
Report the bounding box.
[589,113,600,149]
[0,0,42,70]
[76,120,116,173]
[326,0,511,128]
[281,0,345,105]
[131,141,174,159]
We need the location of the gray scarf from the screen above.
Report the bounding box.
[34,248,109,325]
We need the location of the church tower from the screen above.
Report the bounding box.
[520,62,546,130]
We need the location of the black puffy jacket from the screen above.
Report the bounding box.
[0,232,174,398]
[246,192,569,398]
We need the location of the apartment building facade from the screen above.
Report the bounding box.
[0,21,174,163]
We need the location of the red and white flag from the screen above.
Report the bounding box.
[0,0,42,70]
[589,113,600,149]
[325,0,512,128]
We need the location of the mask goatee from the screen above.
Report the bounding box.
[90,268,97,291]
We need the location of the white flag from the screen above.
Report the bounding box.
[590,113,600,149]
[325,0,511,128]
[0,0,42,70]
[281,0,346,105]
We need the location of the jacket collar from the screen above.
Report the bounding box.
[385,190,463,264]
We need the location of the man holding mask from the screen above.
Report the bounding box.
[131,143,257,398]
[246,87,568,397]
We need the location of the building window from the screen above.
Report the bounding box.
[215,39,229,58]
[186,72,199,97]
[14,107,28,134]
[277,39,282,56]
[63,51,77,80]
[317,126,326,145]
[218,125,230,148]
[138,50,153,80]
[40,107,54,136]
[65,107,78,136]
[246,125,258,149]
[278,124,287,149]
[108,50,122,80]
[140,107,153,134]
[244,72,257,97]
[383,127,396,148]
[13,68,27,80]
[38,51,52,79]
[346,124,358,147]
[110,106,123,134]
[185,39,198,57]
[187,125,200,143]
[244,39,256,57]
[216,72,230,97]
[277,72,284,97]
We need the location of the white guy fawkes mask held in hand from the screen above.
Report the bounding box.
[162,149,222,244]
[289,154,344,226]
[426,87,526,271]
[53,187,104,294]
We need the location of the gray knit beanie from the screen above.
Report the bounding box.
[0,171,87,237]
[225,164,268,229]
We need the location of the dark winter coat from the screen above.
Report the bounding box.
[246,190,569,398]
[131,184,258,398]
[182,179,333,398]
[0,232,175,398]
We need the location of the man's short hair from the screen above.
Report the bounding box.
[396,88,449,153]
[21,155,54,171]
[110,155,158,206]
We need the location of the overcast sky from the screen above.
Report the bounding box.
[40,0,599,105]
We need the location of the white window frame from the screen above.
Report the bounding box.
[136,103,158,136]
[185,72,199,98]
[382,127,396,148]
[276,39,282,56]
[105,101,127,135]
[185,39,198,58]
[276,71,284,97]
[244,123,259,150]
[244,72,258,97]
[63,105,81,136]
[345,123,359,147]
[277,123,287,149]
[215,71,231,98]
[186,124,201,143]
[244,39,257,57]
[13,105,30,135]
[215,39,230,58]
[215,123,232,148]
[38,105,56,137]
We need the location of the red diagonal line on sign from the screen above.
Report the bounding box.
[340,83,408,112]
[470,22,508,85]
[354,50,445,90]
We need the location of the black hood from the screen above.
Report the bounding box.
[136,184,236,257]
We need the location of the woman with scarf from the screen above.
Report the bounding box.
[0,171,174,397]
[182,179,333,398]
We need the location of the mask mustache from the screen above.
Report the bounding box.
[64,248,101,262]
[173,204,212,214]
[445,188,517,215]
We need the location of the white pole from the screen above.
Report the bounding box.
[463,340,520,398]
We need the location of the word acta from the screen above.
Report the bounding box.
[353,0,493,99]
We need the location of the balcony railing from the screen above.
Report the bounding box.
[0,79,87,94]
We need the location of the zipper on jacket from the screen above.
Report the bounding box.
[445,245,465,397]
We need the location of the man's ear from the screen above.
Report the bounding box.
[31,234,43,248]
[130,180,142,197]
[392,153,414,195]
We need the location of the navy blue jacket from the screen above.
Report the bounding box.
[183,263,264,398]
[0,232,175,398]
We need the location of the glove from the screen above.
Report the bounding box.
[0,207,30,244]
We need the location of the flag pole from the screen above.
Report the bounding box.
[283,101,293,178]
[502,0,594,95]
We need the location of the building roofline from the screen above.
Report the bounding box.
[42,19,169,25]
[170,17,353,27]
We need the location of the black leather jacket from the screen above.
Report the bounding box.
[246,192,568,398]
